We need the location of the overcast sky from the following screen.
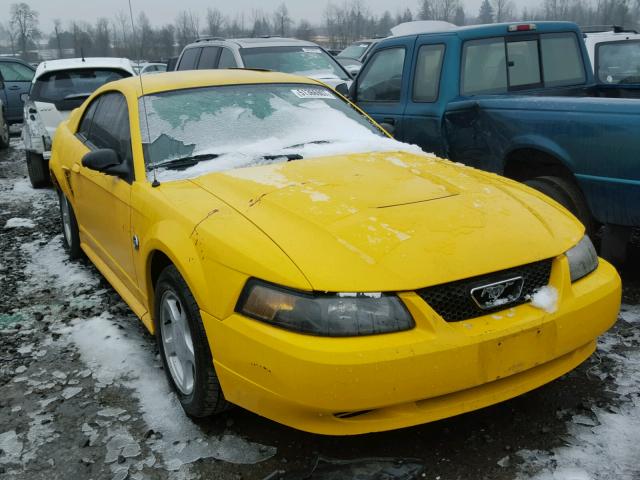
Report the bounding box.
[15,0,532,32]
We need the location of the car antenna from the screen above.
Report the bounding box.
[81,48,85,62]
[127,0,159,187]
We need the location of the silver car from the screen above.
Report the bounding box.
[175,37,353,92]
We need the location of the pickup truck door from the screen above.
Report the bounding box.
[0,61,34,123]
[353,36,415,139]
[401,38,449,157]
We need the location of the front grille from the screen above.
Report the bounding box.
[417,259,553,322]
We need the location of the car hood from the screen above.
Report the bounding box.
[34,101,70,139]
[191,152,583,292]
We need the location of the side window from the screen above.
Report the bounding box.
[87,92,132,165]
[541,33,586,87]
[462,38,507,95]
[0,62,34,81]
[177,48,201,71]
[77,97,101,140]
[413,44,445,102]
[506,39,541,88]
[198,46,221,69]
[218,48,237,68]
[357,48,406,102]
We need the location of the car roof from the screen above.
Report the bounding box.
[34,57,135,79]
[187,37,320,49]
[100,69,322,97]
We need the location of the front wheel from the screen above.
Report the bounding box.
[58,191,82,259]
[155,265,230,418]
[26,151,51,188]
[524,176,594,235]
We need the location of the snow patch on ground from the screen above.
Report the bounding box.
[67,313,276,469]
[4,217,35,229]
[529,286,559,314]
[517,304,640,479]
[20,235,97,294]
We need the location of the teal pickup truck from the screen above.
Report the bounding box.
[351,21,640,262]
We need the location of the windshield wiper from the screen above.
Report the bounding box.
[260,153,304,161]
[152,153,220,171]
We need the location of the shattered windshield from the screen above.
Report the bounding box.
[138,83,406,180]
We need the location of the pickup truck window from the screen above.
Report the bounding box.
[358,47,405,102]
[413,44,445,102]
[462,33,586,95]
[507,39,541,88]
[540,33,585,87]
[0,62,34,82]
[462,38,507,95]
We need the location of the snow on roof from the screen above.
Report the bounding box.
[391,21,457,37]
[34,57,135,80]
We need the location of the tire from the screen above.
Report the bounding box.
[26,151,51,188]
[58,191,82,260]
[155,265,230,418]
[524,175,595,235]
[0,111,9,149]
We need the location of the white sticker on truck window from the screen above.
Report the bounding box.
[291,88,335,99]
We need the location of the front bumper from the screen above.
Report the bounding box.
[203,256,621,435]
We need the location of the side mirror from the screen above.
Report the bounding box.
[82,149,128,179]
[348,81,357,101]
[335,82,349,98]
[20,93,29,102]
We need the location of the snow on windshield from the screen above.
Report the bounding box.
[139,84,423,182]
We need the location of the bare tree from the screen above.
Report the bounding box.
[205,8,225,37]
[10,2,40,60]
[492,0,515,22]
[175,10,199,49]
[295,19,313,40]
[52,19,64,58]
[273,3,292,37]
[419,0,461,22]
[93,17,111,57]
[478,0,495,23]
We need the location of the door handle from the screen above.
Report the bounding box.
[72,163,80,173]
[8,85,21,90]
[382,117,396,125]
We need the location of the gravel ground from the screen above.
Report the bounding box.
[1,135,639,480]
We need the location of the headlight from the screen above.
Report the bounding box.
[566,235,598,282]
[236,280,414,337]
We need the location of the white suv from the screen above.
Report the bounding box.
[583,26,640,84]
[175,37,353,92]
[22,57,134,187]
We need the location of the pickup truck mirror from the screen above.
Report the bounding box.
[20,93,29,102]
[82,149,125,178]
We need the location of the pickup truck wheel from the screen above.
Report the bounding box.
[0,113,9,149]
[155,265,230,418]
[26,151,51,188]
[524,176,594,235]
[58,191,82,260]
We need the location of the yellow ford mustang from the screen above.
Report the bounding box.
[49,70,621,435]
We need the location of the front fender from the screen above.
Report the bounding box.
[141,219,212,323]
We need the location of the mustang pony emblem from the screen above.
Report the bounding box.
[470,277,525,310]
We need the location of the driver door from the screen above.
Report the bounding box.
[71,92,138,295]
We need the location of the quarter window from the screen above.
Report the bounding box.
[198,46,221,69]
[77,97,100,139]
[218,48,237,68]
[357,47,405,102]
[177,48,201,70]
[413,44,445,102]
